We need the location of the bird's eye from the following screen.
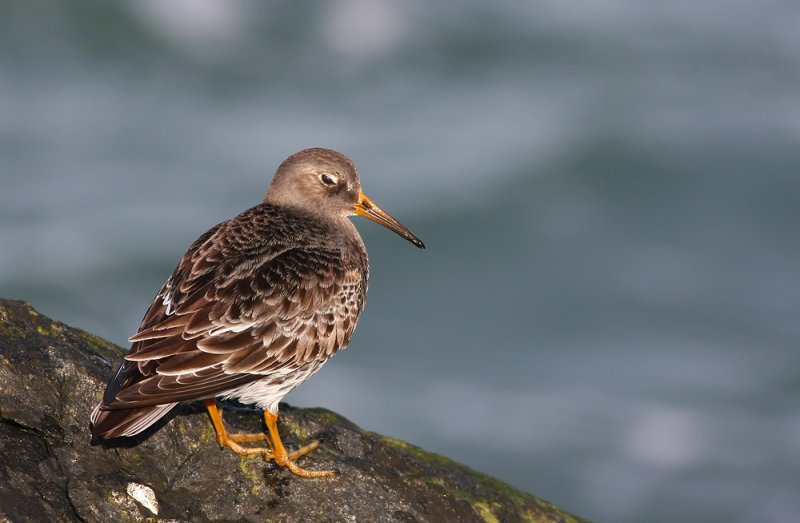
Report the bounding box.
[320,174,338,186]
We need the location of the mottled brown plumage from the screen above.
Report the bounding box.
[90,148,423,477]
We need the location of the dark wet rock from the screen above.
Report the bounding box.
[0,299,586,523]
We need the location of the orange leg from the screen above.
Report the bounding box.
[204,399,334,478]
[264,410,335,478]
[204,399,271,456]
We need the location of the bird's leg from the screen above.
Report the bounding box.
[204,399,272,456]
[263,410,335,478]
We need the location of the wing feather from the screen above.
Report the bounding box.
[100,204,367,412]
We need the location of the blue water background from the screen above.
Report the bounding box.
[2,2,799,522]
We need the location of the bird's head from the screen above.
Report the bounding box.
[266,148,424,249]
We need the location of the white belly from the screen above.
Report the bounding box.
[219,359,327,413]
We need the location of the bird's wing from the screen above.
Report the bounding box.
[101,209,366,410]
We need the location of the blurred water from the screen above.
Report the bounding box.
[2,2,800,522]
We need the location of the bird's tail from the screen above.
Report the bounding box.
[90,401,177,439]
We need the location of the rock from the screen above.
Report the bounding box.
[0,299,586,523]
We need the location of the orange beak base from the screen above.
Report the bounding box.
[354,193,425,249]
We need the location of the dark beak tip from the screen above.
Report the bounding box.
[404,234,425,249]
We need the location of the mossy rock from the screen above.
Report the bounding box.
[0,299,587,522]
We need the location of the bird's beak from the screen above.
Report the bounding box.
[354,192,425,249]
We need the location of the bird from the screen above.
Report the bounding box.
[90,148,424,478]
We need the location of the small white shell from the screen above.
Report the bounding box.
[126,482,160,516]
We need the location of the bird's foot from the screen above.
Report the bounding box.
[216,437,273,457]
[205,399,273,456]
[263,411,335,478]
[204,399,335,478]
[270,440,335,478]
[217,431,274,457]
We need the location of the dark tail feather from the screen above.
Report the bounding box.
[90,402,178,439]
